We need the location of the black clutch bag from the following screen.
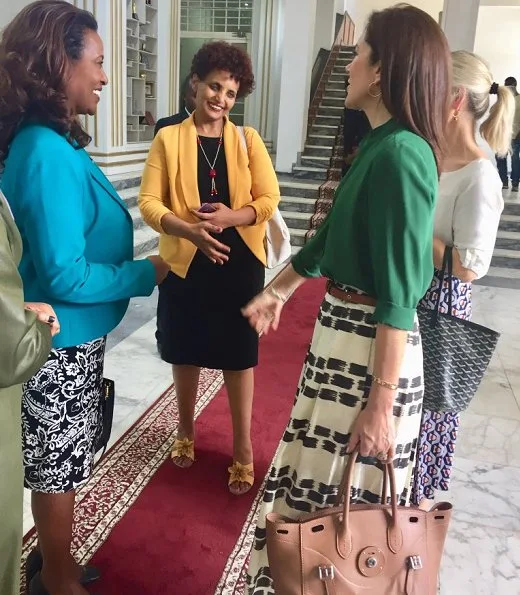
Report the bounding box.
[95,377,115,459]
[417,246,500,412]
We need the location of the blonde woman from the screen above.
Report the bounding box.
[412,51,514,508]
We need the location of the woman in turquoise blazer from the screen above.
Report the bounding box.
[0,3,169,594]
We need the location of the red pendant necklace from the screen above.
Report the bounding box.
[197,128,224,197]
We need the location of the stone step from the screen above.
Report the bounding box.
[279,195,318,213]
[321,97,345,108]
[333,67,347,75]
[129,204,145,231]
[499,214,520,232]
[304,144,335,157]
[490,248,520,269]
[133,226,158,258]
[503,202,520,216]
[277,176,321,198]
[119,186,139,209]
[325,87,346,98]
[289,227,308,247]
[318,105,344,114]
[327,82,345,91]
[310,123,340,135]
[283,211,312,230]
[292,165,328,181]
[485,266,520,279]
[301,155,331,169]
[495,230,520,250]
[111,175,141,192]
[308,134,337,146]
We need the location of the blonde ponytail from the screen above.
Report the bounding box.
[452,50,515,156]
[481,85,515,156]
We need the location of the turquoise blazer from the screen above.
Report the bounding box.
[1,124,156,349]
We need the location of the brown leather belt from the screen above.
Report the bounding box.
[327,282,377,307]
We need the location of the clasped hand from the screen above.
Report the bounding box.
[189,203,233,265]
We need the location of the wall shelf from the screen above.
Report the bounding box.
[125,0,158,144]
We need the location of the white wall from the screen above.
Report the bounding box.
[474,6,520,85]
[0,1,35,30]
[344,0,443,34]
[313,0,335,60]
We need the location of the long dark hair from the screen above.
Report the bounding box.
[365,4,451,171]
[0,0,98,164]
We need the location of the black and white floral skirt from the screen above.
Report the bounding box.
[22,337,106,493]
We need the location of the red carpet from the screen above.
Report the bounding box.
[89,278,326,595]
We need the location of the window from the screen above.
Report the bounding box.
[180,0,254,34]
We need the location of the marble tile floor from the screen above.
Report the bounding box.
[21,272,520,594]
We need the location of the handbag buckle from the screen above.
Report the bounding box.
[408,555,423,570]
[318,565,335,581]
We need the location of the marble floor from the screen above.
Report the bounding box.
[21,267,520,594]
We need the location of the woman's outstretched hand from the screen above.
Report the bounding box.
[241,289,285,336]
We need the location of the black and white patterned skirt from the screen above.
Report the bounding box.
[22,337,106,493]
[246,288,424,594]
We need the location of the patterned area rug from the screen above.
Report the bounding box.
[20,369,224,594]
[20,279,326,595]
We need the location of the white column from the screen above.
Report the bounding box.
[275,0,317,173]
[313,0,336,62]
[442,0,480,51]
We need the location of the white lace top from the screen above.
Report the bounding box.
[435,159,504,279]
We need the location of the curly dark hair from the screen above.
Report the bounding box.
[0,0,98,164]
[190,41,255,99]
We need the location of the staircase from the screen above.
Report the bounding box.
[483,195,520,287]
[112,45,356,259]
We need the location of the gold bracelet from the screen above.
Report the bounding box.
[267,285,287,303]
[372,375,398,391]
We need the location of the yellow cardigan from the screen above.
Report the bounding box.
[138,116,280,278]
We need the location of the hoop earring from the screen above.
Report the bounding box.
[368,82,382,99]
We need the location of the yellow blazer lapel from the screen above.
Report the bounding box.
[224,120,244,210]
[179,115,201,211]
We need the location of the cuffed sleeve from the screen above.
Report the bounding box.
[452,168,503,279]
[245,128,280,224]
[368,139,437,330]
[139,131,173,233]
[0,216,51,389]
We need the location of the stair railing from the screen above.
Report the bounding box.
[307,11,355,130]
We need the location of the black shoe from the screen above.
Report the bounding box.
[503,183,509,190]
[513,185,519,192]
[26,549,101,591]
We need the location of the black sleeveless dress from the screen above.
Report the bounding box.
[156,135,265,370]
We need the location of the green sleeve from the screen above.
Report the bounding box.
[368,139,436,330]
[291,212,331,278]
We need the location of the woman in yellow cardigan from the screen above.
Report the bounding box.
[139,41,280,495]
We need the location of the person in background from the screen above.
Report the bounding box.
[243,5,451,592]
[496,75,519,190]
[412,51,513,509]
[0,190,57,595]
[154,74,196,136]
[139,41,280,497]
[342,76,371,176]
[0,2,170,594]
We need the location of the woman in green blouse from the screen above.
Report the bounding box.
[244,5,452,592]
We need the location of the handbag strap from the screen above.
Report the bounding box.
[236,125,248,159]
[336,449,402,557]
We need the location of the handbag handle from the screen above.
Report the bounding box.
[434,246,453,321]
[335,449,403,559]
